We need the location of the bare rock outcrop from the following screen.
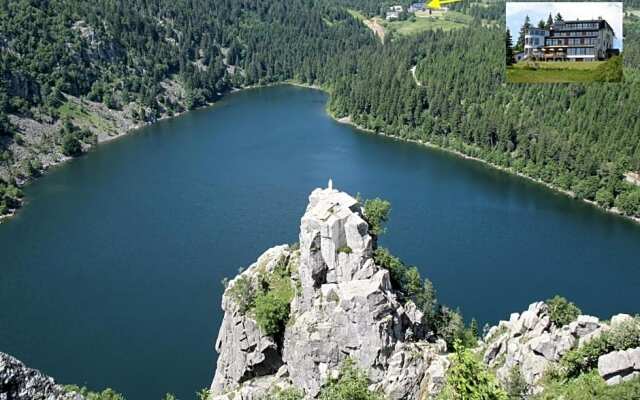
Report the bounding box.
[481,302,606,392]
[210,184,444,399]
[598,346,640,385]
[0,352,84,400]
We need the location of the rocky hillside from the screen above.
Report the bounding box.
[0,352,83,400]
[210,184,640,399]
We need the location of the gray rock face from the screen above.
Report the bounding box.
[211,245,292,393]
[481,302,606,392]
[211,186,443,399]
[0,352,83,400]
[598,347,640,385]
[297,187,375,311]
[283,269,404,396]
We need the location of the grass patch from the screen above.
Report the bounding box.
[383,13,468,36]
[346,8,366,21]
[507,57,623,83]
[534,371,640,400]
[59,101,117,134]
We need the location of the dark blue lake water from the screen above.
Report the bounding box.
[1,85,638,399]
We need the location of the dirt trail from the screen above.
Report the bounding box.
[410,65,422,86]
[363,18,386,43]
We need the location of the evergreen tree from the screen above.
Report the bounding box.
[546,13,554,29]
[505,29,515,66]
[555,12,564,22]
[516,15,531,51]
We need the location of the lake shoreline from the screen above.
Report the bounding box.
[2,81,639,226]
[331,114,640,226]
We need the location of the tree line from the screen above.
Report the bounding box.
[1,0,639,219]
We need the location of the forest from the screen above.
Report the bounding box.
[1,0,640,219]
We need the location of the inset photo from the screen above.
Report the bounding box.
[506,2,623,83]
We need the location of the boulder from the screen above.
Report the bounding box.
[598,347,640,385]
[482,302,605,392]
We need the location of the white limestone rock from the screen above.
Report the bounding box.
[598,347,640,385]
[211,245,292,394]
[298,187,375,311]
[482,302,607,391]
[211,186,438,399]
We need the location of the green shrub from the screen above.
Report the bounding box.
[337,245,352,254]
[534,371,640,400]
[505,366,530,400]
[594,55,623,82]
[266,387,305,400]
[373,247,437,324]
[254,291,291,337]
[433,307,477,349]
[252,258,295,338]
[546,295,581,327]
[62,132,82,156]
[559,316,640,378]
[227,275,256,314]
[318,358,383,400]
[615,189,640,217]
[363,198,391,236]
[572,176,600,200]
[65,386,125,400]
[437,342,507,400]
[595,188,615,208]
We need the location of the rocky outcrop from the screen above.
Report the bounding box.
[210,185,444,399]
[481,302,607,393]
[0,352,83,400]
[211,245,292,393]
[598,347,640,385]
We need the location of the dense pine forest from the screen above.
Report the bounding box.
[1,0,639,219]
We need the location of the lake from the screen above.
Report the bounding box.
[0,85,638,399]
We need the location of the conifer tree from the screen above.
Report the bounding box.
[506,29,515,66]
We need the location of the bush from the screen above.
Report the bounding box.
[65,386,125,400]
[227,275,256,314]
[318,358,383,400]
[433,306,477,349]
[373,247,437,324]
[62,132,82,157]
[253,258,294,338]
[363,198,391,236]
[595,188,615,208]
[438,342,507,400]
[505,366,530,399]
[266,387,305,400]
[559,316,640,378]
[615,189,640,217]
[572,176,600,200]
[546,295,581,327]
[534,371,640,400]
[337,245,352,254]
[254,291,291,337]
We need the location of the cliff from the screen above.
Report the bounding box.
[210,184,640,399]
[211,185,449,399]
[0,352,83,400]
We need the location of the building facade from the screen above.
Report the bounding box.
[523,18,616,61]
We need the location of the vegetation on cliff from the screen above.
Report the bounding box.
[438,342,507,400]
